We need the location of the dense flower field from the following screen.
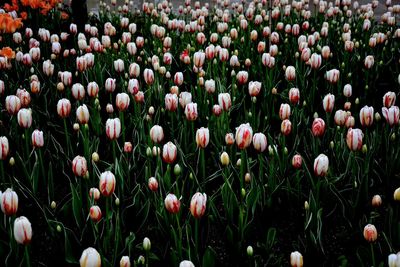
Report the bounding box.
[0,0,400,266]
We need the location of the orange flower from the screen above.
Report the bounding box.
[60,11,69,20]
[0,47,16,59]
[21,0,30,6]
[20,12,28,20]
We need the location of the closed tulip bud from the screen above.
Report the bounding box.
[292,154,302,169]
[279,103,291,120]
[71,83,85,100]
[120,256,131,267]
[363,224,377,242]
[31,129,44,148]
[304,201,309,210]
[76,104,90,124]
[143,68,155,85]
[252,133,267,152]
[289,88,300,104]
[281,119,292,136]
[17,108,32,128]
[360,105,374,127]
[218,93,231,111]
[220,152,230,166]
[394,188,400,201]
[116,93,130,111]
[174,164,182,176]
[143,237,151,251]
[346,128,363,151]
[13,216,32,245]
[343,84,352,97]
[164,193,180,214]
[314,154,329,176]
[247,246,253,256]
[382,106,400,127]
[1,188,18,215]
[72,155,87,177]
[225,133,235,146]
[89,188,100,201]
[89,205,102,222]
[323,94,335,113]
[179,260,195,267]
[290,251,303,267]
[79,247,101,267]
[235,123,253,149]
[285,66,296,81]
[196,127,209,148]
[152,146,160,156]
[162,142,177,164]
[190,192,207,218]
[0,136,9,160]
[388,254,397,267]
[106,118,121,140]
[184,102,198,121]
[148,177,158,191]
[371,195,382,207]
[99,171,116,197]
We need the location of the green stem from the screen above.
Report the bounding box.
[63,118,71,157]
[176,215,182,260]
[195,219,199,258]
[24,246,31,267]
[370,243,375,267]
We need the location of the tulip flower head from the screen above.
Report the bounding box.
[0,136,9,160]
[363,224,377,242]
[196,127,210,148]
[1,188,18,215]
[14,216,32,245]
[106,118,121,140]
[190,192,207,218]
[346,128,363,151]
[290,251,303,267]
[314,154,329,176]
[99,171,116,197]
[235,123,253,149]
[162,142,177,164]
[164,193,181,214]
[79,247,101,267]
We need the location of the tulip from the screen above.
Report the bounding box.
[179,92,192,108]
[343,84,352,98]
[165,94,178,111]
[76,56,87,72]
[334,110,348,126]
[346,128,363,151]
[76,104,90,124]
[292,154,302,169]
[321,46,330,59]
[225,133,235,146]
[364,55,374,69]
[89,205,102,222]
[371,195,382,208]
[190,192,207,218]
[394,188,400,201]
[134,91,145,103]
[312,118,326,137]
[205,79,216,94]
[1,188,18,215]
[281,119,292,136]
[323,94,335,113]
[248,81,262,97]
[31,129,44,148]
[218,93,231,111]
[252,133,267,152]
[174,72,184,86]
[193,51,205,67]
[143,237,151,251]
[345,116,355,128]
[285,66,296,81]
[17,108,32,128]
[162,142,177,164]
[279,103,291,120]
[13,216,32,245]
[196,127,210,148]
[289,88,300,104]
[382,106,400,126]
[0,136,9,160]
[388,254,398,267]
[144,68,155,85]
[164,193,181,214]
[150,125,164,143]
[383,92,396,108]
[116,93,130,111]
[89,188,100,201]
[57,98,71,118]
[290,251,303,267]
[106,118,121,140]
[99,171,116,197]
[72,156,87,177]
[325,69,340,84]
[72,83,85,100]
[220,152,230,166]
[185,103,198,121]
[79,247,101,267]
[363,224,377,242]
[59,71,72,86]
[179,261,195,267]
[43,60,54,76]
[360,105,374,127]
[6,95,21,115]
[237,71,249,85]
[120,256,130,267]
[314,154,329,176]
[129,63,140,78]
[262,53,275,68]
[113,59,124,73]
[235,123,253,149]
[148,177,158,191]
[105,78,116,93]
[29,47,40,62]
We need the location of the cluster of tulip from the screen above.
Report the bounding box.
[0,0,400,265]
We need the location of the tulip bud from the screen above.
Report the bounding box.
[148,177,158,191]
[89,205,102,222]
[363,224,377,242]
[72,156,88,177]
[290,251,303,267]
[1,188,18,215]
[247,246,253,257]
[220,152,230,166]
[314,154,329,176]
[371,195,382,207]
[14,216,32,245]
[143,237,151,251]
[79,247,101,267]
[164,193,180,214]
[120,256,131,267]
[174,164,181,176]
[190,192,207,218]
[99,171,116,197]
